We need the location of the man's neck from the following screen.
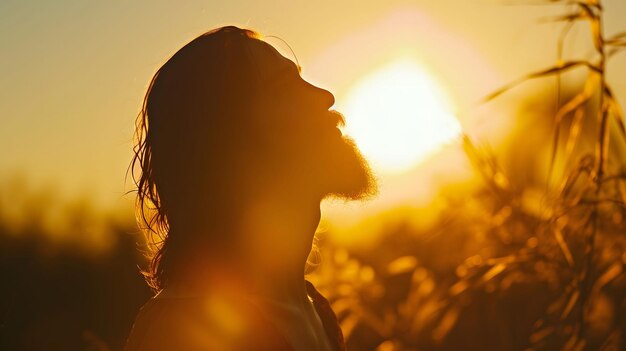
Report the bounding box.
[236,191,321,308]
[171,189,322,309]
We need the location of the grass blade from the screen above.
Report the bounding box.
[607,31,626,41]
[603,84,626,139]
[554,226,575,267]
[540,11,586,23]
[482,263,506,282]
[548,77,593,182]
[560,290,579,319]
[592,262,622,293]
[484,61,600,102]
[563,107,586,164]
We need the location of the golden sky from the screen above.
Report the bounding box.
[1,0,625,212]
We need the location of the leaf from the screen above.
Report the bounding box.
[530,326,555,344]
[482,263,506,282]
[607,31,626,42]
[547,285,571,315]
[484,61,601,102]
[549,86,593,175]
[604,84,626,139]
[432,307,460,342]
[560,290,579,319]
[387,256,418,275]
[540,11,587,23]
[375,341,396,351]
[592,262,623,292]
[554,227,575,267]
[485,255,516,266]
[607,46,626,60]
[563,107,585,163]
[449,280,469,296]
[556,82,594,125]
[605,38,626,46]
[563,333,584,351]
[558,155,594,198]
[558,77,594,163]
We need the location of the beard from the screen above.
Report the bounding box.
[254,108,377,201]
[318,134,377,200]
[293,109,377,201]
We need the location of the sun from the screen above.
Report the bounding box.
[342,60,462,173]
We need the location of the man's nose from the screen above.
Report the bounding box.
[308,83,335,109]
[320,88,335,109]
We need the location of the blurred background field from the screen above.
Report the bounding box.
[2,0,626,350]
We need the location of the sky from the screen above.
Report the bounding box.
[1,0,625,216]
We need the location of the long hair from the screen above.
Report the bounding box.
[129,26,264,291]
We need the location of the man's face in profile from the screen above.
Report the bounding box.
[246,39,376,201]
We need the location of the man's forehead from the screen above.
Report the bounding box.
[244,39,299,82]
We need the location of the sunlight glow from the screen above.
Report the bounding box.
[343,60,462,173]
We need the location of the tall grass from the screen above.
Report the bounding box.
[311,1,626,350]
[481,0,626,348]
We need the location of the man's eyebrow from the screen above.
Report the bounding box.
[271,59,302,82]
[286,60,301,74]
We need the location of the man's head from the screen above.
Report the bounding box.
[131,26,376,290]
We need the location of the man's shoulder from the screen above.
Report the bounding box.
[125,293,291,351]
[124,296,218,351]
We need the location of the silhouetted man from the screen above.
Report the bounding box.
[126,26,376,351]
